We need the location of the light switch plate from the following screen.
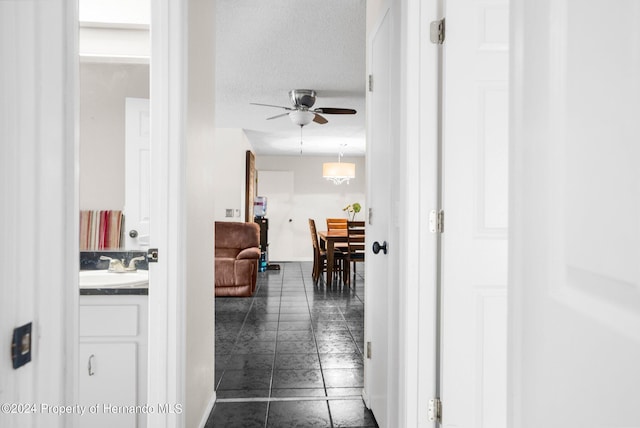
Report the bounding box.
[12,322,32,369]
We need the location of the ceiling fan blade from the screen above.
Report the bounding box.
[313,114,328,124]
[314,107,357,115]
[250,102,293,110]
[266,112,290,120]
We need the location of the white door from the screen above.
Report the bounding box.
[365,7,399,426]
[509,1,640,426]
[124,97,150,250]
[257,170,294,262]
[440,0,509,426]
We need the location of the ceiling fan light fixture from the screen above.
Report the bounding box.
[322,161,356,185]
[289,110,315,127]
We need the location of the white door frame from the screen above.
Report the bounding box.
[146,1,187,427]
[399,0,441,425]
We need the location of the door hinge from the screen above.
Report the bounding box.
[368,74,373,92]
[366,342,372,359]
[428,398,442,422]
[430,18,446,44]
[429,210,444,233]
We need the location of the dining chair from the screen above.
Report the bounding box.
[343,220,365,286]
[309,218,343,283]
[326,217,348,231]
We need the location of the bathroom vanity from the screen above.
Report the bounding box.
[78,270,148,428]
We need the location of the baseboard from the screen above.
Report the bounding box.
[269,257,313,263]
[197,391,217,428]
[361,388,370,408]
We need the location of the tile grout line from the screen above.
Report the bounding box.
[217,395,365,403]
[265,263,287,427]
[300,262,337,428]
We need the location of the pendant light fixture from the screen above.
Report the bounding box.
[323,145,355,185]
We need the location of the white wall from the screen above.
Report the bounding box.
[212,128,253,222]
[256,155,366,261]
[0,1,77,427]
[185,0,217,426]
[79,63,149,210]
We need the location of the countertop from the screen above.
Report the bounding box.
[80,287,148,296]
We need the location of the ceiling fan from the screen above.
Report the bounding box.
[251,89,357,127]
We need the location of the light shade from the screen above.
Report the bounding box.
[289,110,315,126]
[322,162,356,185]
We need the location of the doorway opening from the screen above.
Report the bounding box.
[210,1,373,426]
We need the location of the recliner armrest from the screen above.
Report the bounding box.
[237,247,261,260]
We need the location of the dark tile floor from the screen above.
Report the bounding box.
[206,262,377,428]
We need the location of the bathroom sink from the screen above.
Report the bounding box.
[79,270,149,288]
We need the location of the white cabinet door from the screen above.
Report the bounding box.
[510,1,640,426]
[79,295,148,427]
[79,343,137,428]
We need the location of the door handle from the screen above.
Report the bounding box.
[372,241,388,255]
[129,229,138,238]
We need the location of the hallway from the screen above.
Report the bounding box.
[206,262,377,427]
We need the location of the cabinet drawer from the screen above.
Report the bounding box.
[80,305,139,337]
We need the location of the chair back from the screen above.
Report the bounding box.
[215,221,260,258]
[308,218,321,252]
[346,221,366,258]
[326,217,348,231]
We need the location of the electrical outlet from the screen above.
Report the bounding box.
[12,322,32,369]
[225,209,233,217]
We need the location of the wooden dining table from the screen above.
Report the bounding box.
[317,230,349,285]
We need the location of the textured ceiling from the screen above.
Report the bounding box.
[214,0,367,156]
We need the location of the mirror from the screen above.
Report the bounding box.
[79,0,150,251]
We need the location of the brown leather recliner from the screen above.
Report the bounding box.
[214,221,261,297]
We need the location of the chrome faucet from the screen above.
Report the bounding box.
[99,255,126,273]
[126,256,145,271]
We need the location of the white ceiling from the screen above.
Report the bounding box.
[214,0,367,156]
